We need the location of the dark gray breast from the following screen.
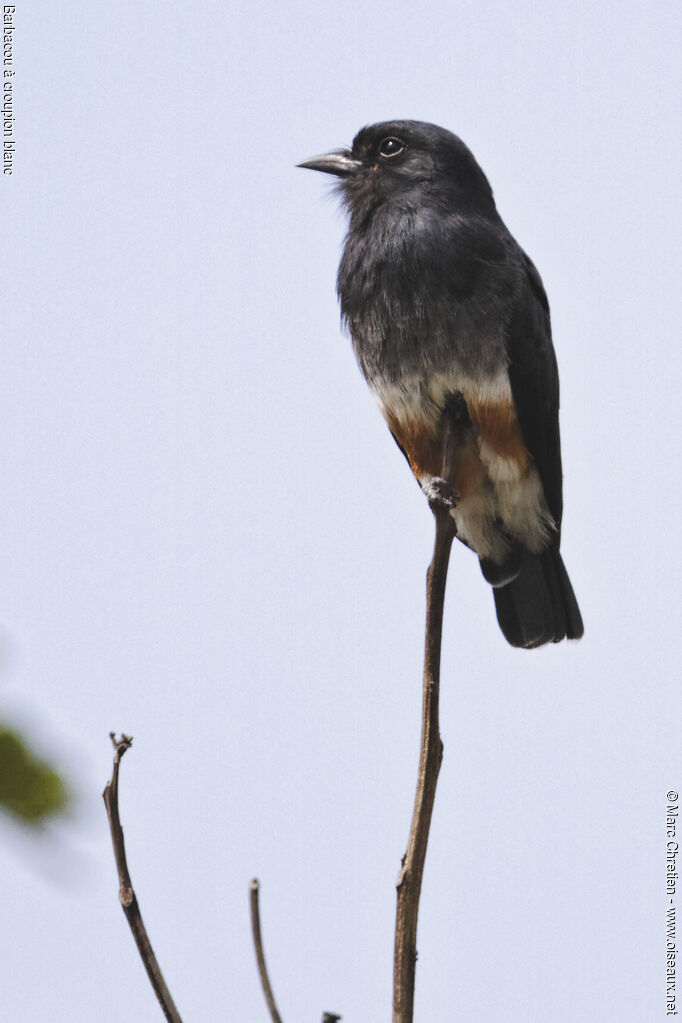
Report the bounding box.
[337,201,524,386]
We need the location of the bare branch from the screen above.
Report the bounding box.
[103,733,183,1023]
[393,504,457,1022]
[250,878,284,1023]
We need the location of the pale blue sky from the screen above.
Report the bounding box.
[1,2,680,1020]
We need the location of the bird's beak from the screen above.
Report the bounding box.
[297,149,362,177]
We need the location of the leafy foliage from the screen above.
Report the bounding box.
[0,726,68,824]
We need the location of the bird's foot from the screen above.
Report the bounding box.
[422,476,459,510]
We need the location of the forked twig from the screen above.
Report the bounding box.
[103,733,183,1023]
[393,502,457,1022]
[250,879,284,1023]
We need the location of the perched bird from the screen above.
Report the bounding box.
[299,121,583,648]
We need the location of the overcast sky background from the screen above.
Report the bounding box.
[2,2,680,1021]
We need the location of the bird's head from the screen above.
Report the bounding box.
[298,120,495,219]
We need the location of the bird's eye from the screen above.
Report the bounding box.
[378,137,406,159]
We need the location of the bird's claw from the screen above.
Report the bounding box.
[422,476,459,510]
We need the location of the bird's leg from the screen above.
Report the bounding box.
[423,392,469,514]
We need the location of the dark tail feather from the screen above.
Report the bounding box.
[485,548,584,649]
[552,551,584,640]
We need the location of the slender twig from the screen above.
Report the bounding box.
[392,503,457,1022]
[249,879,342,1023]
[250,878,284,1023]
[103,733,183,1023]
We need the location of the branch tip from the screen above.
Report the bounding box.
[103,735,182,1023]
[250,876,284,1023]
[108,731,133,762]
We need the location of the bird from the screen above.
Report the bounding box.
[298,120,583,649]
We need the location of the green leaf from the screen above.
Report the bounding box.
[0,726,68,823]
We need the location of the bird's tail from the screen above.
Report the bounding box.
[482,548,584,649]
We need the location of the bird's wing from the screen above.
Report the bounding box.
[505,252,563,533]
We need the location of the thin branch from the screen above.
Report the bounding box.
[250,878,284,1023]
[103,733,183,1023]
[392,503,457,1023]
[249,879,342,1023]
